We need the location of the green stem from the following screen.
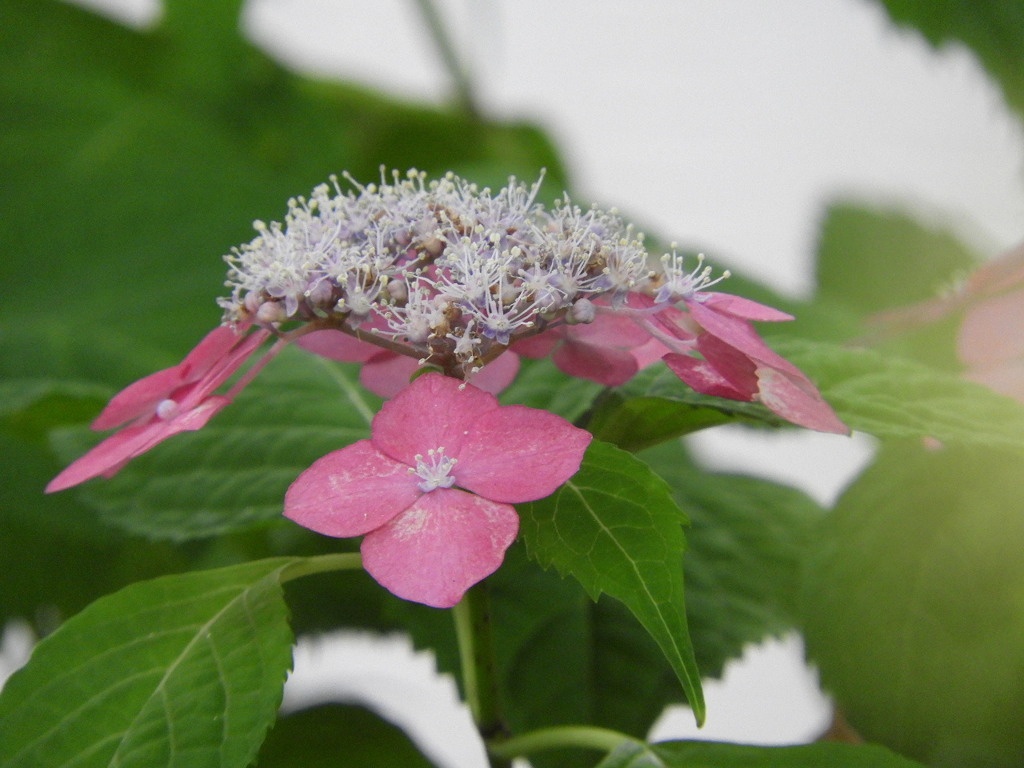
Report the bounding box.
[279,553,362,583]
[452,581,511,768]
[411,0,481,118]
[488,726,640,762]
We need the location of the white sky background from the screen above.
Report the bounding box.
[12,1,1024,766]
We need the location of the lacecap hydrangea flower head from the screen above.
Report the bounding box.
[48,169,846,607]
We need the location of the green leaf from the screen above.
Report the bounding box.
[873,0,1024,120]
[639,440,823,679]
[518,440,705,724]
[597,739,928,768]
[257,703,438,768]
[0,558,300,768]
[814,201,981,317]
[802,441,1024,767]
[51,347,380,541]
[776,337,1024,451]
[501,356,606,422]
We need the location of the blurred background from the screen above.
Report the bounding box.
[3,1,1023,766]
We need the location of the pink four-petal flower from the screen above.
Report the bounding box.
[46,325,269,492]
[284,372,592,608]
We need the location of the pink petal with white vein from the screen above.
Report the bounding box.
[756,367,850,435]
[371,373,498,466]
[361,488,519,608]
[454,404,592,503]
[284,440,422,537]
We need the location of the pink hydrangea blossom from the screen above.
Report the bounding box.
[284,372,592,608]
[46,326,270,493]
[868,243,1024,403]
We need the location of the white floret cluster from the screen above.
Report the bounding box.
[220,169,717,378]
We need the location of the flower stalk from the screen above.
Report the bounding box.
[453,581,512,768]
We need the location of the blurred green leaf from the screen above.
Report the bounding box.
[873,0,1024,120]
[50,347,380,541]
[777,337,1024,450]
[598,739,927,768]
[0,558,299,768]
[814,201,981,316]
[257,703,438,768]
[519,440,705,725]
[802,441,1024,767]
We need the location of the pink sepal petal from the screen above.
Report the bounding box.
[553,340,638,386]
[46,396,231,493]
[455,405,592,503]
[283,440,422,537]
[361,488,519,608]
[756,367,850,434]
[957,287,1024,368]
[179,325,249,379]
[570,311,652,347]
[701,293,795,322]
[360,353,420,398]
[512,330,560,359]
[696,334,760,395]
[91,367,188,430]
[297,329,381,363]
[631,337,670,369]
[663,353,754,401]
[686,300,799,376]
[372,374,498,465]
[92,326,258,430]
[467,352,520,395]
[966,360,1024,404]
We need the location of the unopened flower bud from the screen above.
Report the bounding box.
[567,298,597,324]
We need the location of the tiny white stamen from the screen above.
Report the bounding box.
[411,447,458,492]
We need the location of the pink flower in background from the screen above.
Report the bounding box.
[46,326,270,492]
[298,329,521,398]
[868,242,1024,404]
[284,372,592,608]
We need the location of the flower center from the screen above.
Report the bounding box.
[155,398,181,420]
[412,447,458,492]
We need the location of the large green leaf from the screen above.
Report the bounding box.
[49,347,380,541]
[802,441,1024,767]
[257,703,438,768]
[814,201,981,317]
[873,0,1024,120]
[776,337,1024,451]
[639,440,822,679]
[518,440,705,724]
[0,558,300,768]
[597,739,927,768]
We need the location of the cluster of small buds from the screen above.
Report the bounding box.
[220,169,688,380]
